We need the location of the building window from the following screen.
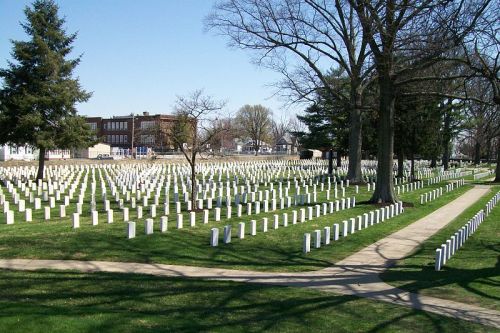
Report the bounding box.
[141,121,155,129]
[140,135,155,144]
[103,123,108,130]
[88,122,97,131]
[124,135,128,143]
[124,122,128,130]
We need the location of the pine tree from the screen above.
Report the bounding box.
[0,0,93,180]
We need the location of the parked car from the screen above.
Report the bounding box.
[96,154,113,160]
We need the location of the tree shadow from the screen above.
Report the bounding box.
[0,269,485,333]
[380,245,500,308]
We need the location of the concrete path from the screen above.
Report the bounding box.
[1,185,499,328]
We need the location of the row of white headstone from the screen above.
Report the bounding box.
[303,201,404,253]
[209,196,358,246]
[0,173,354,229]
[395,180,424,195]
[434,191,499,271]
[420,179,465,205]
[473,170,494,180]
[0,162,471,227]
[1,167,95,225]
[426,170,472,185]
[126,216,170,239]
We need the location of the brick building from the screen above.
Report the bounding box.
[85,112,180,152]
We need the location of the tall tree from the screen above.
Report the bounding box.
[0,0,92,180]
[349,0,490,202]
[207,0,373,183]
[235,104,273,155]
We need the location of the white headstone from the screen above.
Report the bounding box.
[127,221,136,239]
[145,218,154,235]
[72,213,80,228]
[177,214,183,229]
[210,228,219,246]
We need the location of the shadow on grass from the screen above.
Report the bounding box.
[380,246,500,307]
[0,269,488,333]
[0,228,334,272]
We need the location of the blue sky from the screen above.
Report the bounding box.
[0,0,301,118]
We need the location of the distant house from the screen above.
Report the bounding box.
[0,144,37,161]
[274,133,298,154]
[0,144,73,161]
[242,140,272,154]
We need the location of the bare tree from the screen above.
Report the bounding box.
[206,0,374,183]
[461,80,500,165]
[235,104,273,155]
[171,90,227,208]
[453,4,500,181]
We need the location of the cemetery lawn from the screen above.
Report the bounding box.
[381,186,500,311]
[0,269,497,333]
[0,183,474,272]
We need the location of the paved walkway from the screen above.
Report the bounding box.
[1,185,499,328]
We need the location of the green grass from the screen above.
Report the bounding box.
[0,181,473,272]
[0,269,496,333]
[381,186,500,311]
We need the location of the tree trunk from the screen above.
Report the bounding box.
[474,141,481,165]
[36,147,46,181]
[397,144,404,179]
[410,150,415,182]
[495,142,500,182]
[336,151,342,167]
[347,100,363,183]
[485,139,491,162]
[191,153,197,209]
[410,126,416,181]
[370,75,397,203]
[328,148,333,175]
[430,156,437,168]
[442,144,450,170]
[441,105,452,170]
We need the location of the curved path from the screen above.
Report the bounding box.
[1,185,499,328]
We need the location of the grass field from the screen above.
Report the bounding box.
[0,269,497,333]
[381,186,500,311]
[0,180,473,272]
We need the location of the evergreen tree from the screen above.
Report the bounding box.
[0,0,93,180]
[296,91,349,167]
